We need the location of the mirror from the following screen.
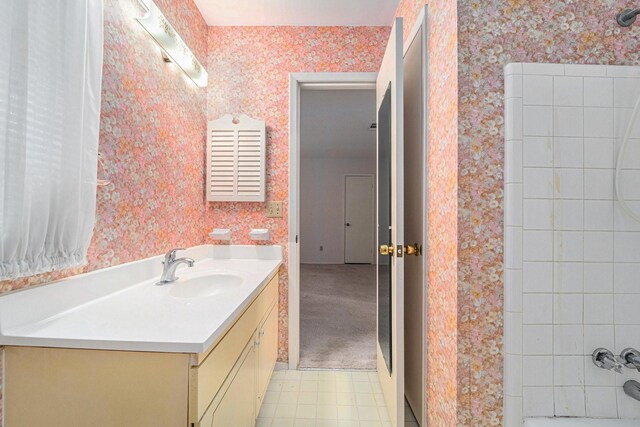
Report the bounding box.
[377,84,392,373]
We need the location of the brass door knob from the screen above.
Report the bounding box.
[379,244,394,256]
[404,243,421,256]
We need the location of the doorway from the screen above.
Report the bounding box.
[298,87,377,370]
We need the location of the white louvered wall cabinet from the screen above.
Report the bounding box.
[207,115,266,202]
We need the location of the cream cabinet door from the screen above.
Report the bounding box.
[211,337,257,427]
[256,303,278,411]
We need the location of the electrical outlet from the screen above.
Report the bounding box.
[266,201,283,218]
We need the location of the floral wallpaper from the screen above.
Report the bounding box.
[206,26,391,362]
[0,0,208,421]
[395,0,460,426]
[457,0,640,426]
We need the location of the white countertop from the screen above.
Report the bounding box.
[0,245,282,353]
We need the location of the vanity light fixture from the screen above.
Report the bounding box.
[136,0,208,87]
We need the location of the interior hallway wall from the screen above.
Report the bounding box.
[300,157,375,264]
[457,1,640,425]
[206,26,390,361]
[394,0,459,426]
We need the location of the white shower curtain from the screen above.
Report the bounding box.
[0,0,104,280]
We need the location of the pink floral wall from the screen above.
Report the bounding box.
[0,0,208,420]
[395,1,459,426]
[205,26,391,361]
[457,0,640,425]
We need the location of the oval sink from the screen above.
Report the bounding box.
[169,274,244,299]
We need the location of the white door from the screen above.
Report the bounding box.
[345,175,374,264]
[376,18,404,427]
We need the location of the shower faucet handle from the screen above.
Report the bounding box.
[619,348,640,372]
[593,348,623,374]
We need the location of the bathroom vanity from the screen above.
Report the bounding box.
[0,245,282,427]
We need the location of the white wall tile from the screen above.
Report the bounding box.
[524,106,554,136]
[523,262,553,293]
[505,73,523,99]
[618,170,640,200]
[505,311,523,354]
[583,263,613,293]
[554,325,584,355]
[584,138,614,169]
[524,294,553,324]
[614,232,640,262]
[504,226,523,268]
[505,139,523,183]
[505,184,523,227]
[614,137,640,169]
[554,356,585,386]
[524,231,553,261]
[554,200,583,230]
[607,66,640,78]
[615,325,640,351]
[523,137,553,167]
[554,294,583,325]
[505,98,523,141]
[524,168,554,199]
[524,199,554,230]
[523,356,554,386]
[584,77,613,107]
[584,294,614,324]
[584,325,615,358]
[566,64,607,77]
[522,387,554,417]
[586,386,618,418]
[505,269,523,312]
[554,386,586,416]
[584,231,614,262]
[553,169,583,200]
[503,395,523,426]
[554,231,583,262]
[584,169,614,200]
[554,262,583,293]
[614,294,640,325]
[505,63,523,76]
[554,107,584,137]
[554,76,583,107]
[584,108,614,139]
[613,78,640,108]
[504,354,523,397]
[524,75,553,105]
[615,108,640,139]
[614,264,640,294]
[523,325,553,355]
[553,137,583,168]
[523,63,565,76]
[584,200,614,231]
[615,201,640,232]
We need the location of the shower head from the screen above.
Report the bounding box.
[617,8,640,26]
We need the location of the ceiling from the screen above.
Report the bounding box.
[300,89,376,159]
[193,0,399,26]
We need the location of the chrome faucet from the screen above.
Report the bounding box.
[624,380,640,402]
[156,248,195,285]
[619,348,640,372]
[592,348,623,374]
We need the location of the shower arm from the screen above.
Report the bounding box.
[617,8,640,26]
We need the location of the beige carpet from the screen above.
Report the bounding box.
[299,264,376,370]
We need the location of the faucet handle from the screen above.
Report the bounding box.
[619,348,640,372]
[163,248,186,263]
[593,348,623,374]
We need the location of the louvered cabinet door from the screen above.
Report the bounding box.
[207,115,265,202]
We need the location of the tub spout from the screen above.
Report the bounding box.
[624,380,640,402]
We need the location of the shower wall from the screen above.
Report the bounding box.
[504,62,640,423]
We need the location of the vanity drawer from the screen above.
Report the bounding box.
[189,273,278,423]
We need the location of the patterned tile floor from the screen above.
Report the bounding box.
[257,370,420,427]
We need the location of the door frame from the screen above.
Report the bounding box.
[288,72,377,370]
[343,174,375,265]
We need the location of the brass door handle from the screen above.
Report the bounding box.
[404,243,422,256]
[379,244,394,256]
